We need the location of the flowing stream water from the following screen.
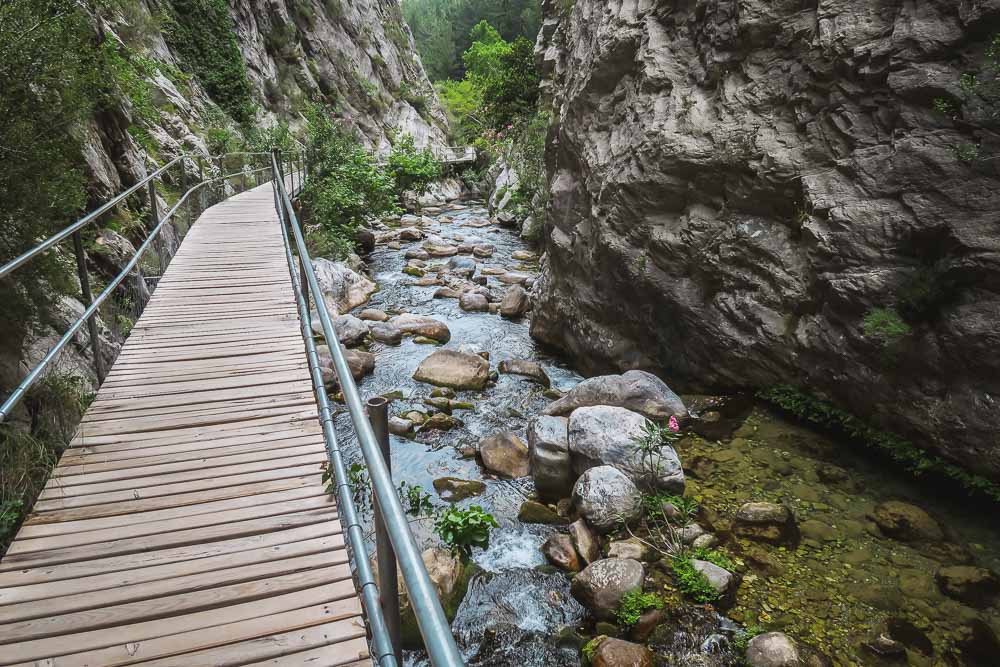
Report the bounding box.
[335,198,1000,667]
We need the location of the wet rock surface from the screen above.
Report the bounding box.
[572,465,642,532]
[571,557,645,620]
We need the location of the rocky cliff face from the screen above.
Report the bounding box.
[531,0,1000,478]
[84,0,447,198]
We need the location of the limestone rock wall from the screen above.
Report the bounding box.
[530,0,1000,477]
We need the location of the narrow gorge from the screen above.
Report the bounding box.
[1,1,998,666]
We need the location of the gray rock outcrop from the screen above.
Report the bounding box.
[531,0,1000,480]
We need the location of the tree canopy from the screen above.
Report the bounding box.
[402,0,541,81]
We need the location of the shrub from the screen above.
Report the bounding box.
[433,505,498,559]
[670,555,720,603]
[615,590,663,627]
[386,134,442,198]
[862,307,911,348]
[300,106,399,258]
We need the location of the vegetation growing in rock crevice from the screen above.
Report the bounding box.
[615,589,663,627]
[758,385,1000,502]
[161,0,256,124]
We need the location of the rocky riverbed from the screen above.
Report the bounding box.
[312,193,1000,667]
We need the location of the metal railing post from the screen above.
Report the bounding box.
[241,155,247,192]
[368,396,401,664]
[71,231,105,382]
[147,180,165,281]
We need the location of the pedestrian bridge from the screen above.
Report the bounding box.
[0,153,463,666]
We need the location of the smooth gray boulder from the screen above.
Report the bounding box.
[572,465,642,532]
[498,359,550,386]
[527,415,572,500]
[389,313,451,343]
[312,258,377,315]
[333,314,369,347]
[544,370,687,420]
[413,349,490,390]
[568,405,684,493]
[370,322,403,345]
[570,557,645,620]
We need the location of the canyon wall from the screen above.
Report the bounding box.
[531,0,1000,478]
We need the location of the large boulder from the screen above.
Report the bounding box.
[413,349,490,390]
[935,566,1000,608]
[572,465,642,532]
[400,547,471,649]
[312,257,377,315]
[568,405,684,493]
[543,370,687,421]
[744,632,831,667]
[333,314,369,347]
[570,558,645,620]
[569,519,601,565]
[591,638,655,667]
[448,255,477,276]
[343,349,375,380]
[500,284,530,318]
[389,313,451,343]
[478,432,530,478]
[459,292,489,312]
[527,415,573,500]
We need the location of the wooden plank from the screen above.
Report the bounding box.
[0,184,366,665]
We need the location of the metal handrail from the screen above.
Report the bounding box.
[0,153,274,423]
[270,151,464,667]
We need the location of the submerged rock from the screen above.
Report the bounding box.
[452,568,585,667]
[544,370,687,421]
[528,415,573,501]
[390,313,451,343]
[734,502,798,545]
[870,500,944,542]
[498,359,551,387]
[433,477,487,502]
[570,558,645,620]
[568,405,684,493]
[572,465,642,532]
[744,632,830,667]
[479,431,530,478]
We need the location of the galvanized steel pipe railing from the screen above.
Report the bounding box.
[0,151,275,424]
[270,150,464,667]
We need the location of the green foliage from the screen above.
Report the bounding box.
[690,546,736,571]
[954,143,981,163]
[670,555,720,603]
[896,263,956,322]
[862,307,912,348]
[399,82,432,121]
[402,0,541,81]
[460,22,540,130]
[2,372,94,549]
[436,79,483,143]
[433,505,498,559]
[161,0,256,124]
[245,121,297,153]
[615,589,663,627]
[733,624,766,656]
[631,419,683,491]
[301,106,400,258]
[758,385,1000,502]
[387,135,442,197]
[643,492,698,524]
[0,0,99,341]
[398,480,434,516]
[581,636,605,662]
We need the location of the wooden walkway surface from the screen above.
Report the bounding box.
[0,184,370,666]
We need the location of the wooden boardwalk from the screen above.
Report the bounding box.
[0,184,370,666]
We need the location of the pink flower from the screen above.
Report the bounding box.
[668,415,680,432]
